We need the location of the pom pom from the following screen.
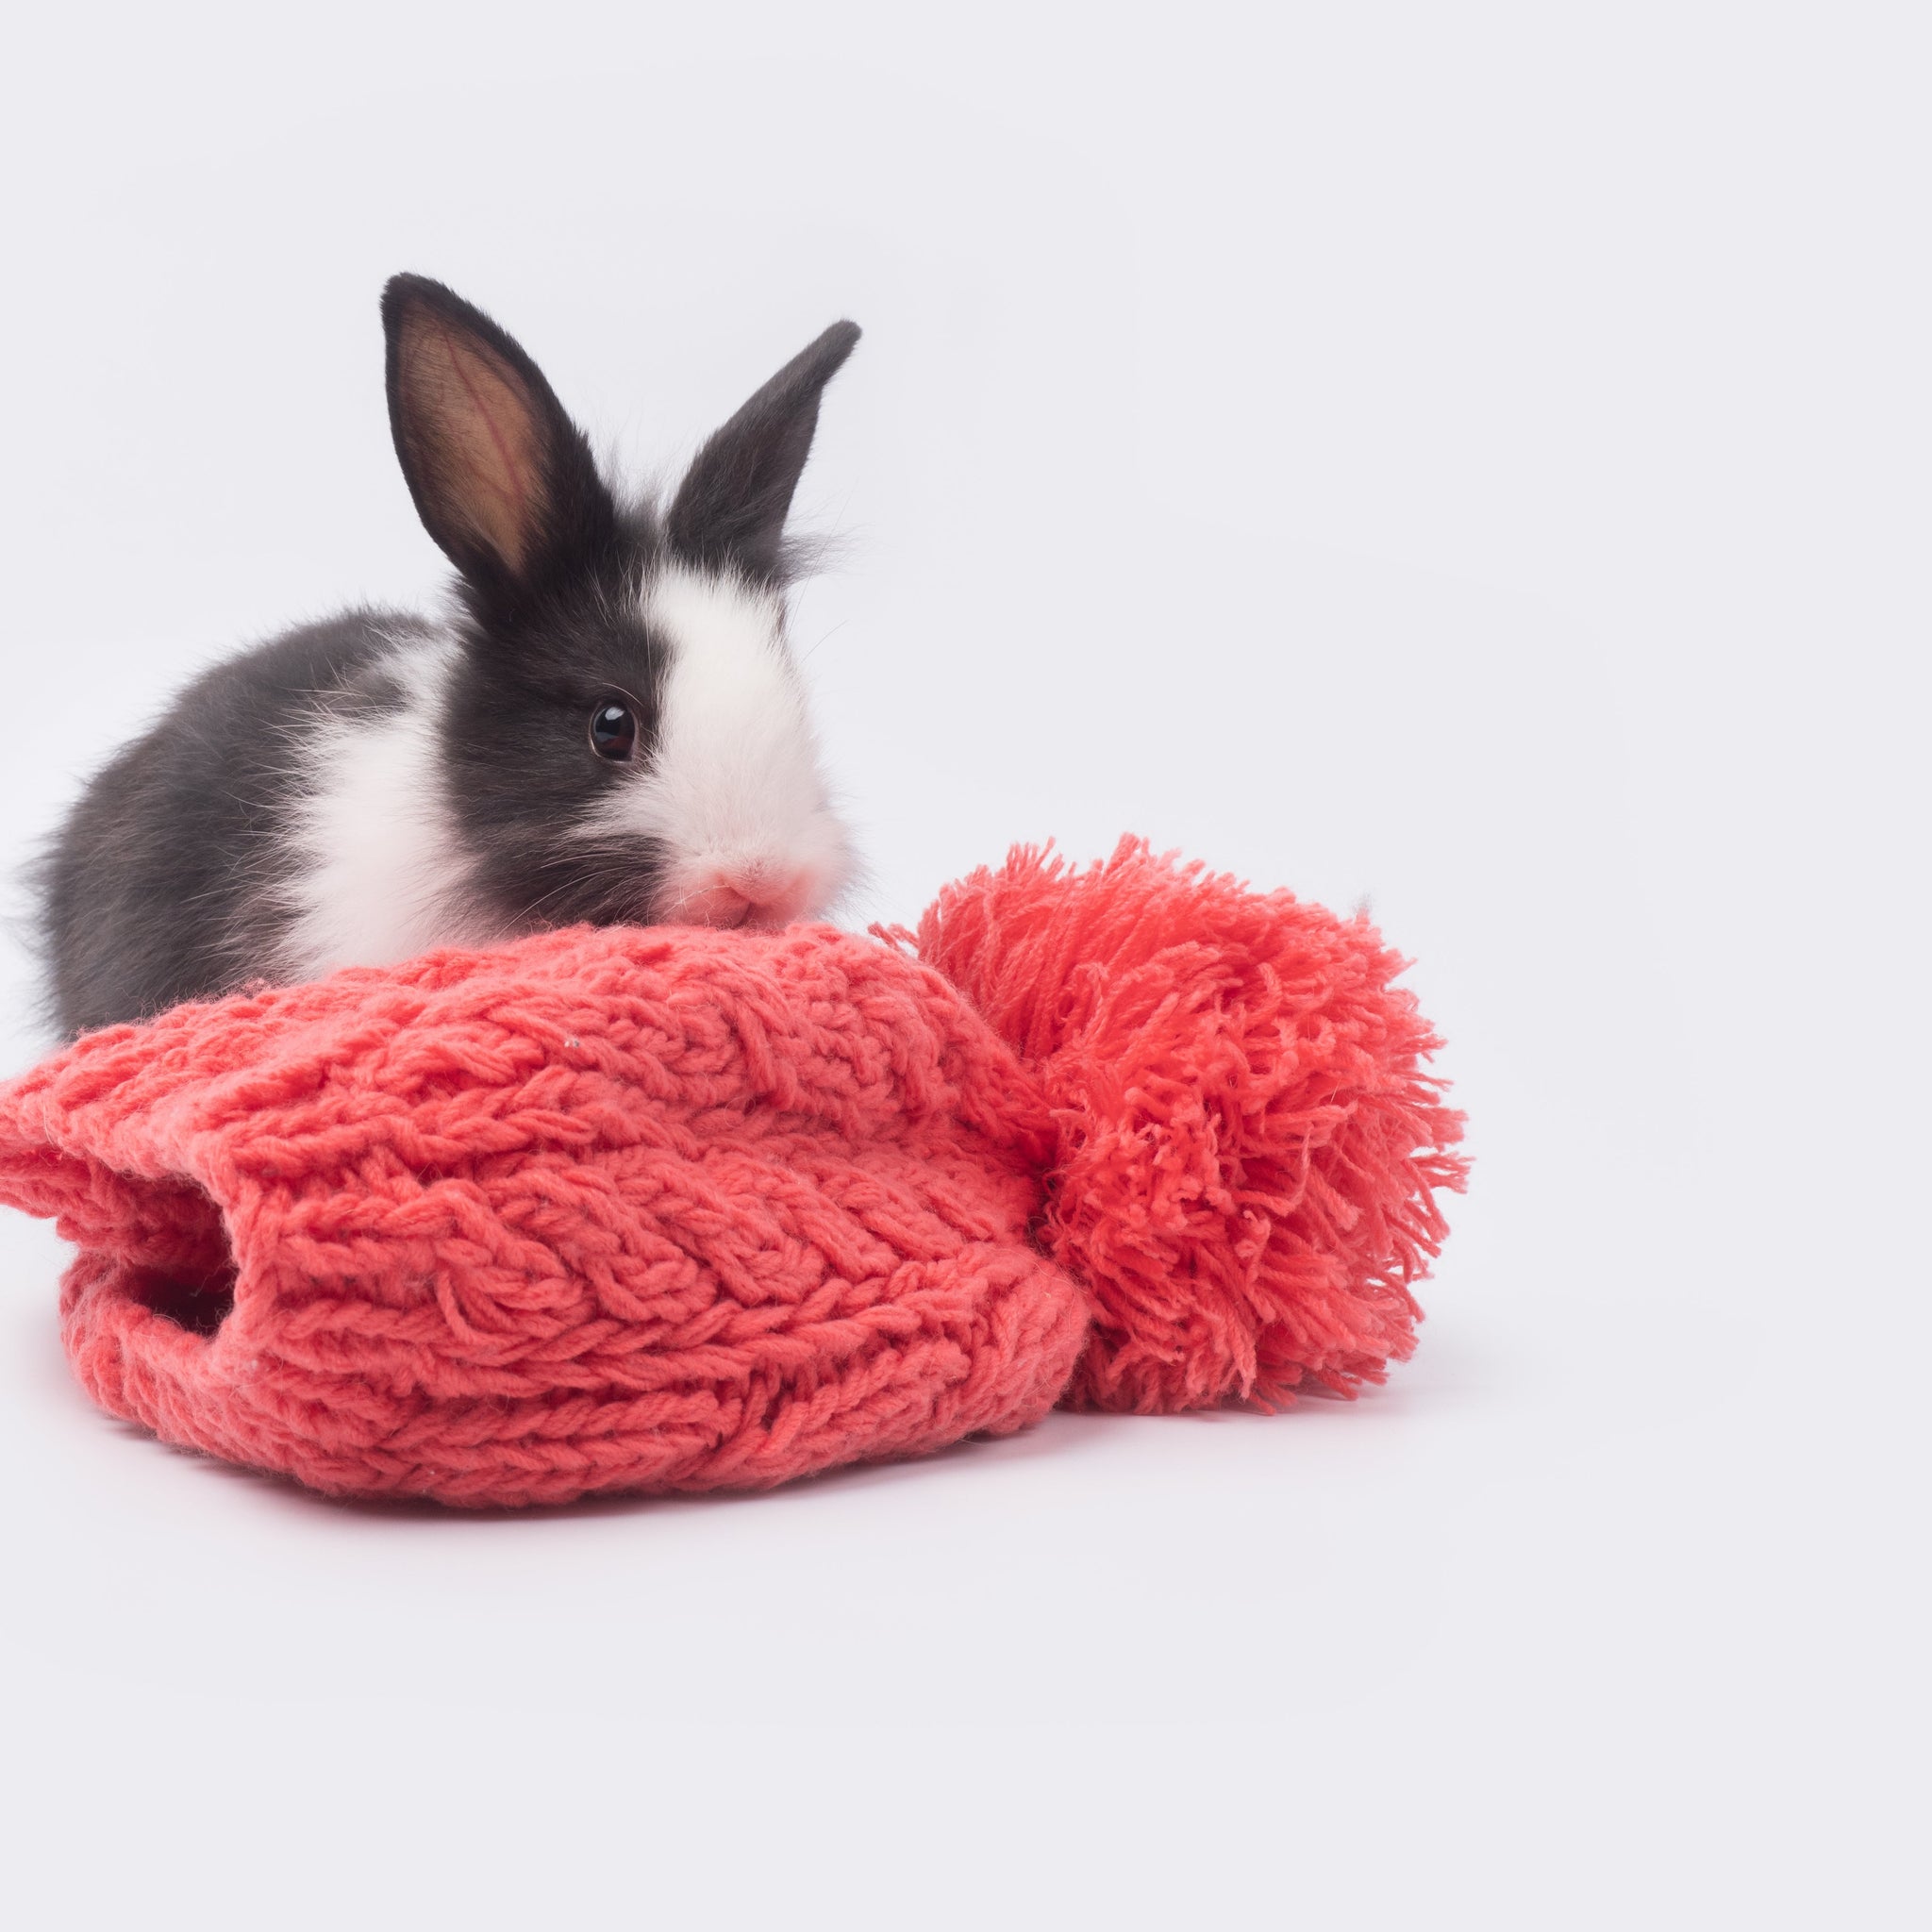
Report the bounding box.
[912,838,1467,1413]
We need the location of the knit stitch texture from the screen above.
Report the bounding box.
[0,839,1466,1506]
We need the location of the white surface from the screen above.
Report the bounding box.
[2,5,1923,1926]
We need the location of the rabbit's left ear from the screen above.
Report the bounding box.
[667,321,860,580]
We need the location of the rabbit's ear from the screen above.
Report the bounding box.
[667,321,860,580]
[382,275,617,597]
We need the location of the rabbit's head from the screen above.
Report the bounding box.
[382,274,859,933]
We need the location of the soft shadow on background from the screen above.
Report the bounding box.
[1,5,1922,1927]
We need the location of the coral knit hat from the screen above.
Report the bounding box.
[0,840,1466,1507]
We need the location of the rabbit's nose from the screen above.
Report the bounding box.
[685,860,815,930]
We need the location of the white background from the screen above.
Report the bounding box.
[1,4,1924,1925]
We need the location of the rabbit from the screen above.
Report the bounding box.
[37,275,863,1039]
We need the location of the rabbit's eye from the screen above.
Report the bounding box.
[589,700,639,761]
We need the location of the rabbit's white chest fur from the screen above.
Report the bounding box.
[276,633,490,978]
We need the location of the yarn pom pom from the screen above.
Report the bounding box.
[911,838,1467,1413]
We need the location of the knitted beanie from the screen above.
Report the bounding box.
[0,839,1466,1506]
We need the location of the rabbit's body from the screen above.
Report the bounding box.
[42,611,441,1035]
[40,278,861,1038]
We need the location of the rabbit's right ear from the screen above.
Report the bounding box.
[382,275,617,600]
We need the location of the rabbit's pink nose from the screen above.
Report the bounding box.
[683,861,814,930]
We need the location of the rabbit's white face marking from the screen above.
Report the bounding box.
[583,566,853,926]
[278,635,491,976]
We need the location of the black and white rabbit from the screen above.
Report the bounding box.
[39,275,861,1039]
